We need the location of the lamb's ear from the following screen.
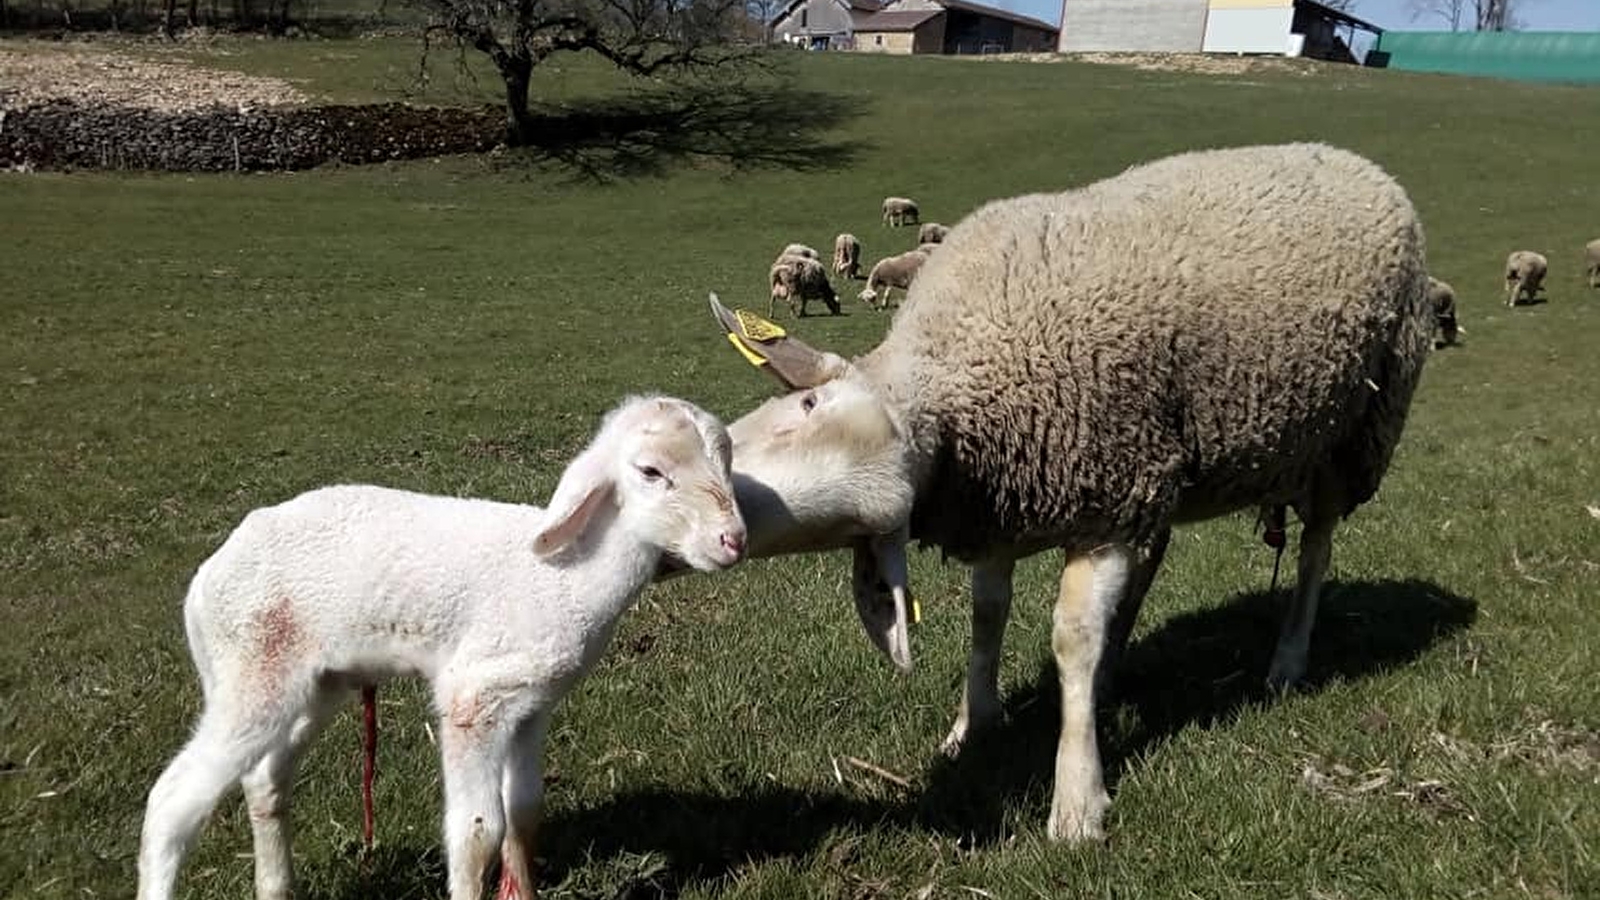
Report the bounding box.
[850,529,915,673]
[709,293,848,390]
[533,447,614,559]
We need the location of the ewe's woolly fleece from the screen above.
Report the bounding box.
[858,143,1433,559]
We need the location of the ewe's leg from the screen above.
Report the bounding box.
[1096,528,1170,700]
[1265,513,1337,691]
[941,558,1016,757]
[1048,545,1133,843]
[496,713,551,900]
[138,711,291,900]
[240,690,348,900]
[440,698,514,900]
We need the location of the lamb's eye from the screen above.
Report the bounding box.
[636,465,664,481]
[800,393,817,414]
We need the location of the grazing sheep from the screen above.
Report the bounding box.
[1428,277,1459,347]
[771,254,841,318]
[917,222,949,244]
[833,233,863,280]
[707,143,1432,842]
[1586,238,1600,288]
[137,397,746,900]
[1505,250,1548,306]
[858,249,929,309]
[882,196,920,227]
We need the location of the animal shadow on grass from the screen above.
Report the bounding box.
[916,578,1477,843]
[510,81,865,183]
[309,786,899,900]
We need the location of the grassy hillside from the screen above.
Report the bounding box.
[2,42,1597,900]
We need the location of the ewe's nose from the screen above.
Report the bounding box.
[720,530,746,562]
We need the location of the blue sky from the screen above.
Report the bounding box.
[994,0,1600,32]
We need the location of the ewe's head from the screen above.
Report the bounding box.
[708,295,918,670]
[534,396,745,573]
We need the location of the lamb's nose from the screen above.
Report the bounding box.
[720,531,746,561]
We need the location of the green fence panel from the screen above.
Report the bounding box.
[1374,31,1600,84]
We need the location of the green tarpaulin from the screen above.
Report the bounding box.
[1374,31,1600,84]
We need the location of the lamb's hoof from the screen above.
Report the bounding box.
[1047,792,1110,844]
[938,728,967,759]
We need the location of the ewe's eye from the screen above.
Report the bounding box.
[636,464,665,482]
[800,392,818,414]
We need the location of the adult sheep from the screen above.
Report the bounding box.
[858,249,929,309]
[770,254,841,318]
[833,233,863,280]
[706,143,1433,842]
[1428,276,1459,346]
[1504,250,1548,306]
[882,196,920,227]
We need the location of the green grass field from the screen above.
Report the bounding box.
[3,39,1598,900]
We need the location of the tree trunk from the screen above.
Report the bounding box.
[500,54,535,146]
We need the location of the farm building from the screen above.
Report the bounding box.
[1060,0,1380,61]
[771,0,887,50]
[853,0,1059,54]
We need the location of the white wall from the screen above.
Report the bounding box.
[1201,7,1295,54]
[1060,0,1208,52]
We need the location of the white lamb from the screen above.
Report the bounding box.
[137,396,746,900]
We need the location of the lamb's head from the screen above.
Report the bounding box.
[709,295,919,671]
[534,396,746,573]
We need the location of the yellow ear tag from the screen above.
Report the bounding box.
[733,309,787,343]
[911,596,923,625]
[727,333,769,368]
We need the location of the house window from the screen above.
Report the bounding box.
[800,9,807,27]
[875,34,883,45]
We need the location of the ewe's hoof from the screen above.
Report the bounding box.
[1264,657,1306,694]
[1047,792,1110,844]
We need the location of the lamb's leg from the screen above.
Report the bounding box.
[138,710,293,900]
[1047,544,1133,843]
[940,558,1015,757]
[1096,527,1170,700]
[439,698,514,900]
[496,712,551,900]
[1265,512,1336,691]
[241,689,347,900]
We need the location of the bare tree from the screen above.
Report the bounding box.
[1318,0,1359,11]
[415,0,755,146]
[1474,0,1517,30]
[746,0,784,42]
[1409,0,1468,30]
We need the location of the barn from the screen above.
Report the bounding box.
[853,0,1059,55]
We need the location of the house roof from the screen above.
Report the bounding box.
[855,8,945,31]
[772,0,883,24]
[932,0,1057,33]
[1295,0,1383,34]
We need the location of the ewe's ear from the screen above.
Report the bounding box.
[850,529,915,673]
[709,293,849,390]
[533,446,614,559]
